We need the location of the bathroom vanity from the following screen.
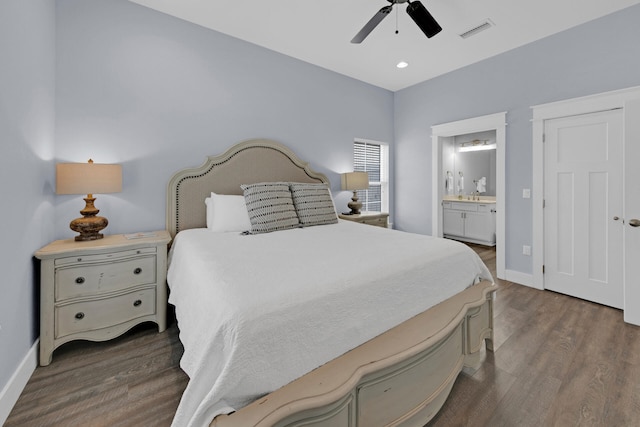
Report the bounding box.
[443,199,496,246]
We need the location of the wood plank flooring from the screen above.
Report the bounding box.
[428,244,640,427]
[6,243,640,426]
[5,321,188,427]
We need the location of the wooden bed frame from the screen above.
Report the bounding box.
[166,139,496,427]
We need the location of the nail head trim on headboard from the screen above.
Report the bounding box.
[166,139,330,237]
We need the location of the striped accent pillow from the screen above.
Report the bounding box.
[290,183,338,227]
[241,182,300,234]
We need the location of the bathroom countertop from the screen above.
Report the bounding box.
[443,196,496,204]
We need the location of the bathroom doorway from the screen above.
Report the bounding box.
[431,112,506,280]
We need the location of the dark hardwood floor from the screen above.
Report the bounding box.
[6,243,640,426]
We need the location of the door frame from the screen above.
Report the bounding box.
[431,112,506,280]
[532,86,640,322]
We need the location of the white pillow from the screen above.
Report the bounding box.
[205,192,252,232]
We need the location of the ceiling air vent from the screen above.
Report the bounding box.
[459,19,494,39]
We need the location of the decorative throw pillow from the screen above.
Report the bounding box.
[241,182,300,234]
[289,183,338,227]
[205,193,252,232]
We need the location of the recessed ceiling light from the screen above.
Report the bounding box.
[397,61,409,69]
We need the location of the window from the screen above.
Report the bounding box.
[353,140,389,213]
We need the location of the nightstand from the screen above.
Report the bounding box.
[35,230,172,366]
[339,212,389,228]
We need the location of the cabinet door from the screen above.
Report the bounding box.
[464,211,494,242]
[443,210,465,237]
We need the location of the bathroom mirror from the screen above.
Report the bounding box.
[443,130,496,197]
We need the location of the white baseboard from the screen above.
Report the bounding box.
[505,269,540,289]
[0,339,38,425]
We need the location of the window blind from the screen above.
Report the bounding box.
[354,141,382,212]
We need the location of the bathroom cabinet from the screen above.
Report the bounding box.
[443,201,496,246]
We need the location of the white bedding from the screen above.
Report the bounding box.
[167,220,492,427]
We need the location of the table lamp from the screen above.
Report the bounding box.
[341,171,369,215]
[56,159,122,241]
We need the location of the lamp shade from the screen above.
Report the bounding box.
[56,161,122,195]
[341,171,369,191]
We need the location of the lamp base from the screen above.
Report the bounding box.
[347,190,362,215]
[70,215,108,241]
[70,196,109,241]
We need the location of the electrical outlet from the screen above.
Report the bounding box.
[522,188,531,199]
[523,245,531,256]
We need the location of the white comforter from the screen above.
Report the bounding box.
[167,220,492,427]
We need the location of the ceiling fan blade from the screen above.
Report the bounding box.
[351,5,393,44]
[406,1,442,38]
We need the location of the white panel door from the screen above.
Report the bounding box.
[624,99,640,324]
[544,109,623,308]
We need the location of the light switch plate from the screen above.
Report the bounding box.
[522,188,531,199]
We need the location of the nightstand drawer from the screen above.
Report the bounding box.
[363,217,388,227]
[55,287,156,338]
[55,247,157,266]
[56,255,157,300]
[339,213,389,228]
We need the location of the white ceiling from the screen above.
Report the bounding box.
[128,0,640,92]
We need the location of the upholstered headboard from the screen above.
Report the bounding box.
[166,139,330,237]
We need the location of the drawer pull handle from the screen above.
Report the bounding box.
[133,268,142,275]
[133,299,142,307]
[75,277,85,284]
[75,312,85,320]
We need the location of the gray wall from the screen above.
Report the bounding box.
[0,0,56,393]
[54,0,395,240]
[394,4,640,274]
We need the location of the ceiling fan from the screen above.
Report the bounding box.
[351,0,442,44]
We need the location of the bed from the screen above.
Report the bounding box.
[166,139,496,427]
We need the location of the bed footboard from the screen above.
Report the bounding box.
[211,280,496,427]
